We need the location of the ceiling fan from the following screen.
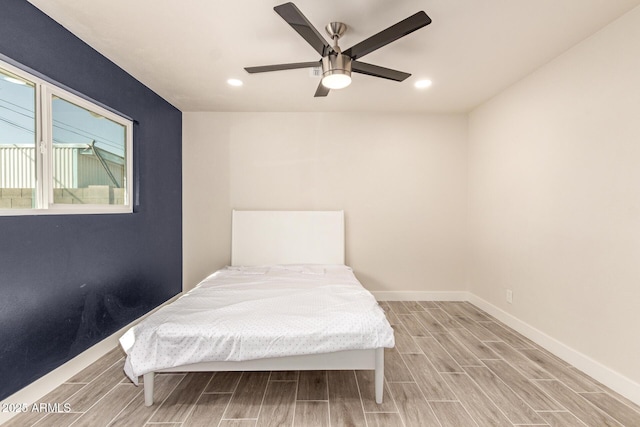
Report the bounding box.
[244,2,432,97]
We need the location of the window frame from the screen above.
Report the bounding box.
[0,58,133,216]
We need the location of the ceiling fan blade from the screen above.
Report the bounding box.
[245,61,320,73]
[314,81,330,97]
[352,61,410,82]
[344,11,431,60]
[274,2,330,56]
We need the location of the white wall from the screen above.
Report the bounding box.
[183,114,231,289]
[183,112,468,293]
[468,5,640,386]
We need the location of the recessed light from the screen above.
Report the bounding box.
[227,78,243,87]
[414,79,432,89]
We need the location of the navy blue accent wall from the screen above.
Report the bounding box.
[0,0,182,399]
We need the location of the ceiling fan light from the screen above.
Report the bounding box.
[321,54,352,90]
[322,72,351,89]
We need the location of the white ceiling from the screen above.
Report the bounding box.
[27,0,640,113]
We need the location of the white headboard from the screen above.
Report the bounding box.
[231,210,345,266]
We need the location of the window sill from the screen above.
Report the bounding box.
[0,206,133,216]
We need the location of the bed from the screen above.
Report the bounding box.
[119,210,395,405]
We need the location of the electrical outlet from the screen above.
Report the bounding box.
[506,289,513,304]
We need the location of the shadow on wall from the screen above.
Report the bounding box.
[68,289,145,357]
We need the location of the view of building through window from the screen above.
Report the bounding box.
[0,61,132,212]
[51,95,127,205]
[0,68,36,208]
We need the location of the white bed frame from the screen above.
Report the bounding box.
[143,210,385,405]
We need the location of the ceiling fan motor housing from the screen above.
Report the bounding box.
[321,54,352,79]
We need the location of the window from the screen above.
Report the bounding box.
[0,59,133,215]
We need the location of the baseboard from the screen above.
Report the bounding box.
[468,294,640,406]
[372,291,469,301]
[0,293,182,425]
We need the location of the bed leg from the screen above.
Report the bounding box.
[144,372,155,406]
[375,347,384,404]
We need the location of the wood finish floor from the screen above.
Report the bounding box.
[3,301,640,427]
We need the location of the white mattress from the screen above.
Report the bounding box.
[120,264,395,382]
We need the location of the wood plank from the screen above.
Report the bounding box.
[49,383,87,403]
[365,412,405,427]
[401,301,426,312]
[441,301,492,321]
[65,361,129,412]
[223,372,270,420]
[378,301,391,311]
[441,373,512,427]
[327,370,367,427]
[355,370,397,413]
[537,411,589,427]
[401,353,455,400]
[71,383,140,427]
[293,401,329,427]
[67,347,125,383]
[448,328,500,360]
[205,371,243,393]
[431,332,482,367]
[437,301,470,318]
[533,380,622,427]
[270,371,298,381]
[397,314,430,337]
[417,301,439,309]
[595,383,640,416]
[29,412,81,427]
[460,303,492,321]
[387,382,440,427]
[218,421,257,427]
[579,392,640,427]
[481,359,562,414]
[256,381,296,427]
[385,309,402,327]
[183,393,230,427]
[520,349,602,392]
[109,374,185,427]
[149,372,213,423]
[478,321,536,349]
[414,336,462,373]
[413,311,448,333]
[463,366,544,425]
[297,371,327,400]
[429,401,478,427]
[384,347,414,382]
[455,317,501,341]
[392,323,422,354]
[387,301,411,315]
[145,423,184,427]
[426,308,463,329]
[486,341,554,380]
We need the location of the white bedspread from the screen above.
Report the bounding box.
[120,265,394,383]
